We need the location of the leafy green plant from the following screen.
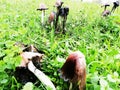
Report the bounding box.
[0,0,120,90]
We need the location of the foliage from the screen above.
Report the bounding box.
[0,0,120,90]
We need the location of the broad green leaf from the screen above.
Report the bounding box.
[22,82,33,90]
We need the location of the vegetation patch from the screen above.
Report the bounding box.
[0,0,120,90]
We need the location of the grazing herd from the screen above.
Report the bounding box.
[14,0,119,90]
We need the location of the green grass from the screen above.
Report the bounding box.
[0,0,120,90]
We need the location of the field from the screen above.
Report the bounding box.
[0,0,120,90]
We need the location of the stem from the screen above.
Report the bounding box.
[55,13,59,30]
[41,11,45,25]
[69,83,72,90]
[87,61,103,73]
[28,61,56,90]
[62,16,67,34]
